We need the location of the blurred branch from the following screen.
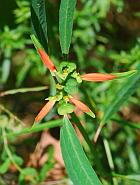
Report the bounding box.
[0,104,25,126]
[0,86,48,97]
[6,119,63,138]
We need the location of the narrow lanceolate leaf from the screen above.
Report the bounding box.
[59,0,77,54]
[35,100,56,122]
[94,67,140,143]
[81,73,116,82]
[31,0,48,51]
[112,70,137,79]
[101,66,140,125]
[60,116,102,185]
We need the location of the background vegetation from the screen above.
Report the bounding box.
[0,0,140,184]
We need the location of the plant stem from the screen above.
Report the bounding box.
[71,113,94,154]
[103,139,118,185]
[6,119,63,138]
[94,123,104,144]
[63,54,68,61]
[0,86,48,97]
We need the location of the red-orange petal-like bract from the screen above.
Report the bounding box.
[81,73,116,82]
[69,97,95,118]
[35,100,56,122]
[38,48,56,72]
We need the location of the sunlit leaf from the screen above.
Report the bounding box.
[60,116,102,185]
[59,0,77,54]
[101,66,140,125]
[0,159,10,174]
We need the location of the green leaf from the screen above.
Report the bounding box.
[59,62,76,74]
[86,110,96,119]
[125,175,140,182]
[1,58,10,84]
[31,0,48,51]
[16,62,31,87]
[13,155,24,166]
[0,159,10,174]
[30,34,43,50]
[39,146,54,181]
[64,78,78,95]
[58,102,75,115]
[60,116,102,185]
[112,119,140,130]
[0,115,8,128]
[59,0,77,54]
[113,173,140,182]
[19,167,38,183]
[39,163,54,181]
[112,70,137,79]
[101,66,140,125]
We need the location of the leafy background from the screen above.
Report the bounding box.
[0,0,140,184]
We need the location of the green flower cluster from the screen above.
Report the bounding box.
[48,62,82,115]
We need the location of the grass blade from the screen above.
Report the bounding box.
[94,66,140,142]
[113,119,140,130]
[113,173,140,182]
[101,66,140,124]
[0,86,48,97]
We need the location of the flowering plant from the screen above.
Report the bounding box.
[0,1,140,184]
[32,35,136,144]
[33,38,118,122]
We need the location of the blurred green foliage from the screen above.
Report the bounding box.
[0,0,140,184]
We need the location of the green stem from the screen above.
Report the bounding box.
[71,113,94,154]
[63,54,68,61]
[103,139,118,185]
[103,139,114,170]
[6,119,63,138]
[112,172,136,181]
[94,123,104,143]
[0,86,48,97]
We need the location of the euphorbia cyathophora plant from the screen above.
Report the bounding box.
[30,34,137,185]
[31,35,119,122]
[31,35,136,125]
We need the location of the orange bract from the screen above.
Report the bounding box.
[69,97,95,118]
[38,48,56,72]
[35,100,56,122]
[81,73,116,82]
[70,97,91,113]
